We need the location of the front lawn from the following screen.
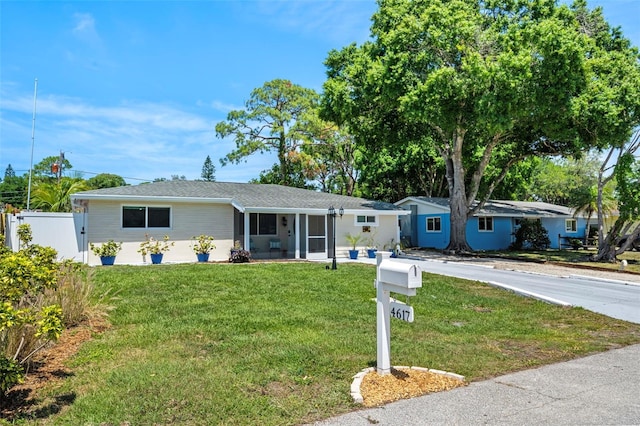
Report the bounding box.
[26,263,640,425]
[487,249,640,274]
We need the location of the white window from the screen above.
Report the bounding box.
[122,206,171,229]
[355,215,378,226]
[565,219,577,233]
[426,217,441,232]
[478,216,493,232]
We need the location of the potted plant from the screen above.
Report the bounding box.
[230,240,242,256]
[138,234,174,264]
[345,232,362,259]
[384,238,399,257]
[90,240,122,265]
[364,232,379,259]
[191,234,216,262]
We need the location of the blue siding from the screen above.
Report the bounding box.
[417,214,450,249]
[543,217,588,249]
[466,217,514,251]
[414,215,588,250]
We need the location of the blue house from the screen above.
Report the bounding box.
[395,197,590,251]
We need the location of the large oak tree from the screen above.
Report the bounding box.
[322,0,602,252]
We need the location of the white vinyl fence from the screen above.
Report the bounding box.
[3,212,87,262]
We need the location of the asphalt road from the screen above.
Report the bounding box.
[396,256,640,324]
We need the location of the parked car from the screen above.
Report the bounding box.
[618,234,640,251]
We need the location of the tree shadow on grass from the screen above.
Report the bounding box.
[1,370,76,422]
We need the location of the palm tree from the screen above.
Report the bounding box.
[572,181,617,244]
[31,178,89,212]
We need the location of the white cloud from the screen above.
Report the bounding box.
[73,13,95,33]
[242,0,375,44]
[0,90,270,183]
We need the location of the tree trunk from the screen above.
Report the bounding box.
[445,130,472,252]
[591,219,623,262]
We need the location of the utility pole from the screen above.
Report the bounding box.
[26,78,38,211]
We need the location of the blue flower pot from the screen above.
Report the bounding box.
[100,256,116,266]
[197,253,210,262]
[349,249,359,259]
[150,253,163,264]
[367,249,377,259]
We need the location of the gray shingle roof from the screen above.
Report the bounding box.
[404,197,573,217]
[72,181,405,213]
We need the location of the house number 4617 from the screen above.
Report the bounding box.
[390,302,414,323]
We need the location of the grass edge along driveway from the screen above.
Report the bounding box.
[42,263,640,425]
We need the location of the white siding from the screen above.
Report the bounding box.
[86,200,235,265]
[335,214,399,258]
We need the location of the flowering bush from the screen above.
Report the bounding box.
[229,249,252,263]
[138,235,174,256]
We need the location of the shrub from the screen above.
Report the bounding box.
[510,219,551,250]
[0,226,64,395]
[0,226,104,396]
[229,249,252,263]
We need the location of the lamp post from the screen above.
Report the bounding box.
[328,205,344,270]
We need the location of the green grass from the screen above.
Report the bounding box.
[486,249,640,273]
[22,263,640,425]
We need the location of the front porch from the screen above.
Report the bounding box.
[233,211,335,261]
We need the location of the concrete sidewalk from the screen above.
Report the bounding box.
[310,343,640,425]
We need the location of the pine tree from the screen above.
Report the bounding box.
[4,164,15,179]
[201,155,216,182]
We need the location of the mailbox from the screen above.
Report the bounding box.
[379,259,422,288]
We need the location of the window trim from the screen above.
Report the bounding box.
[122,205,172,229]
[355,214,378,226]
[478,216,494,232]
[426,216,442,233]
[565,219,577,233]
[249,213,278,236]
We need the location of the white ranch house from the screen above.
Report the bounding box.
[68,181,408,265]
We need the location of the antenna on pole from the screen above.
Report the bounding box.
[26,78,38,211]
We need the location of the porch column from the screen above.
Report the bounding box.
[243,212,250,252]
[295,213,300,259]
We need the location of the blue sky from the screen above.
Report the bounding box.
[1,0,638,184]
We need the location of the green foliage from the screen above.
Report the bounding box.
[17,223,32,246]
[215,79,321,187]
[0,224,65,395]
[345,232,363,250]
[31,177,90,212]
[200,155,216,182]
[4,164,16,179]
[32,155,72,179]
[90,240,123,257]
[0,356,23,394]
[322,0,634,251]
[190,234,216,254]
[510,220,551,251]
[138,235,174,256]
[615,152,640,222]
[86,173,127,189]
[0,174,27,209]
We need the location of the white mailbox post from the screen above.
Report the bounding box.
[375,251,422,375]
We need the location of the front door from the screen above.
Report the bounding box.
[306,214,327,260]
